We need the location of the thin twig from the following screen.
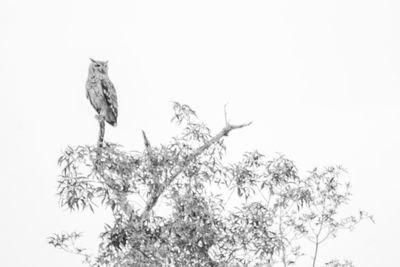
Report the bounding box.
[224,188,235,206]
[311,202,326,267]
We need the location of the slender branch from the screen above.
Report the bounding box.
[142,130,152,156]
[98,119,105,148]
[95,118,105,167]
[224,188,235,206]
[224,103,229,124]
[279,208,288,267]
[94,131,155,219]
[319,228,335,244]
[311,222,323,267]
[311,203,326,267]
[311,241,319,267]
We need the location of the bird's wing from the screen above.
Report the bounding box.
[86,81,100,113]
[101,78,118,119]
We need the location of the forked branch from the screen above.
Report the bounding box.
[140,107,252,220]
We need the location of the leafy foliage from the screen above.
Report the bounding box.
[50,103,372,266]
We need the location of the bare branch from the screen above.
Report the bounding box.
[98,119,105,148]
[142,130,152,153]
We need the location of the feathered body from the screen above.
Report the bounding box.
[86,59,118,126]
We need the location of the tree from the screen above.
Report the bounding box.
[49,103,372,266]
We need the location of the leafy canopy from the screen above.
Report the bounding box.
[49,103,372,267]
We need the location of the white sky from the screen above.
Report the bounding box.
[1,0,399,266]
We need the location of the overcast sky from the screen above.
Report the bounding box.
[1,0,399,266]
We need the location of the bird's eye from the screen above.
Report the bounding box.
[95,64,101,67]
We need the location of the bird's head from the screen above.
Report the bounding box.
[89,58,109,74]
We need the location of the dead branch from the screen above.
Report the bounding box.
[142,130,153,157]
[98,119,105,148]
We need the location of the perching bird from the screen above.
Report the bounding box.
[86,58,118,126]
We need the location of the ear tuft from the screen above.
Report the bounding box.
[89,58,96,63]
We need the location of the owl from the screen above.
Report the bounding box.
[86,58,118,126]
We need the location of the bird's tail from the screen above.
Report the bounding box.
[105,110,117,126]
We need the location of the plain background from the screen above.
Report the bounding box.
[1,0,399,266]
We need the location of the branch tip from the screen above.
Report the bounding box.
[224,103,229,125]
[232,121,252,129]
[142,130,151,150]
